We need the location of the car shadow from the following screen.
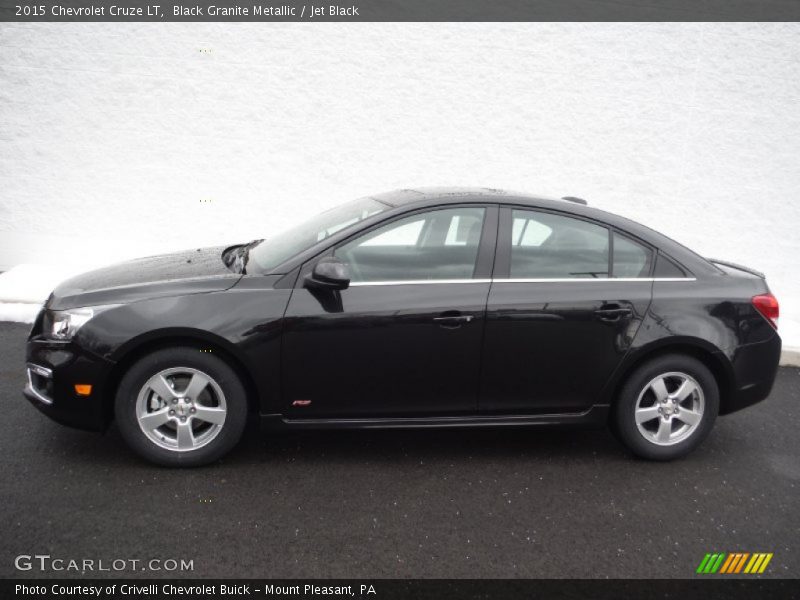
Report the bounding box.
[232,421,630,466]
[39,418,629,469]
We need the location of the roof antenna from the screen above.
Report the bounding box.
[562,196,587,205]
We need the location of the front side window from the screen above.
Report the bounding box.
[510,210,610,279]
[335,207,486,282]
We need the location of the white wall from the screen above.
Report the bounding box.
[1,23,799,343]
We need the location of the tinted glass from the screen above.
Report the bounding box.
[653,253,686,278]
[335,207,486,282]
[510,210,609,279]
[250,198,386,271]
[613,233,653,278]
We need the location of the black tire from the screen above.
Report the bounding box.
[611,354,719,461]
[115,347,248,467]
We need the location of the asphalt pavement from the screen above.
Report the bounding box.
[1,322,798,579]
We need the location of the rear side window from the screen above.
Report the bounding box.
[654,253,687,278]
[612,233,653,278]
[510,210,610,279]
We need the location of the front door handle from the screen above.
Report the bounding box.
[434,314,474,328]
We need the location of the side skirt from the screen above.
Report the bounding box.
[260,405,610,431]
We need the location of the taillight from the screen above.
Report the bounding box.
[752,293,779,330]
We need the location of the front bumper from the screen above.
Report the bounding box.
[24,337,115,431]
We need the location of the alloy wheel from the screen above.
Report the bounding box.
[634,371,705,446]
[135,367,227,452]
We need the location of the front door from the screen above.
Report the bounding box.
[282,205,497,418]
[480,207,654,414]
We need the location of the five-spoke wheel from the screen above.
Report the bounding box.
[116,347,248,467]
[136,367,228,452]
[612,354,719,460]
[634,372,705,446]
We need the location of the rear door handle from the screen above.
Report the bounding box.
[594,305,632,321]
[434,314,474,328]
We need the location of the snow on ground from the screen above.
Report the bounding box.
[779,318,800,352]
[0,264,90,303]
[0,302,40,324]
[0,262,108,324]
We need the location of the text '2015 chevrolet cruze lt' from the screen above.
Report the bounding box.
[24,188,781,466]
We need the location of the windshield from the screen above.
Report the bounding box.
[249,197,388,272]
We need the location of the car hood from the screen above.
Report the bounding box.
[48,246,242,310]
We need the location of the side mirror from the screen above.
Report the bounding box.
[305,256,350,291]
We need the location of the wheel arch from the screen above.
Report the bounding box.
[104,328,261,424]
[604,338,735,415]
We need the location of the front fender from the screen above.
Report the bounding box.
[73,283,292,414]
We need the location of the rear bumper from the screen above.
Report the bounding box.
[24,338,115,431]
[722,332,782,415]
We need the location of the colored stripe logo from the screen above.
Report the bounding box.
[696,552,773,574]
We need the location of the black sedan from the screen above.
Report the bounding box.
[24,188,781,466]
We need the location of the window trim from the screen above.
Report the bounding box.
[294,203,499,288]
[496,205,615,280]
[348,277,695,287]
[494,205,687,281]
[291,202,695,288]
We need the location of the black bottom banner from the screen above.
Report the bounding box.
[3,579,799,600]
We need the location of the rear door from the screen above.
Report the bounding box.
[479,207,654,414]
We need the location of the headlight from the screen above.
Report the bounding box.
[45,305,119,341]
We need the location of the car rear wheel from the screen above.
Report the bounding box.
[115,347,248,467]
[612,354,719,460]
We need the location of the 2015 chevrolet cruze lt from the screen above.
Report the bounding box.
[24,188,781,466]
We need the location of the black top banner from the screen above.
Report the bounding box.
[2,0,800,22]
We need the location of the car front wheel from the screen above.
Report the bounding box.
[115,347,248,467]
[612,354,719,460]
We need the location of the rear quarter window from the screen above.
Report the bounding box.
[612,233,653,278]
[653,253,687,278]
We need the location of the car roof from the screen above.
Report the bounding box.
[369,186,592,213]
[368,187,514,206]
